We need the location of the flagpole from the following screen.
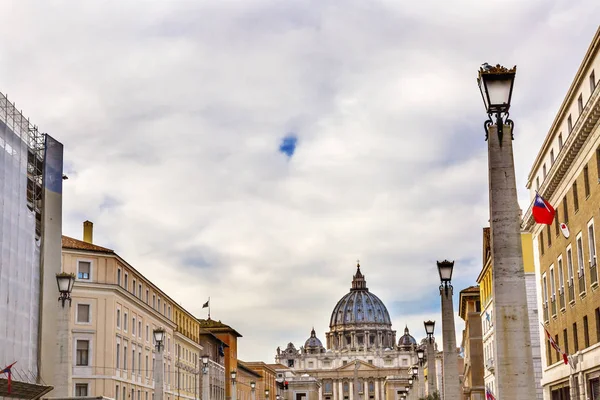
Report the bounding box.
[208,297,211,320]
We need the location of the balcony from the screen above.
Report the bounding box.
[579,273,586,296]
[568,282,575,303]
[559,289,565,311]
[485,358,495,373]
[543,303,549,322]
[551,298,557,317]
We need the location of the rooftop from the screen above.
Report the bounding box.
[198,318,243,337]
[62,235,114,254]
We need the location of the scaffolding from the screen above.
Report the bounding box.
[0,91,45,238]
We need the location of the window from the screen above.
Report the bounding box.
[138,320,142,338]
[567,245,575,291]
[584,165,590,197]
[589,220,597,269]
[146,289,149,304]
[578,94,584,114]
[116,385,120,400]
[138,350,142,376]
[555,335,560,360]
[78,261,91,280]
[146,325,149,342]
[124,312,128,332]
[77,304,90,323]
[158,298,161,312]
[152,294,156,308]
[163,303,166,316]
[308,361,314,368]
[124,273,128,290]
[116,342,120,369]
[132,317,136,336]
[123,387,126,400]
[75,384,88,397]
[168,306,171,319]
[542,273,549,321]
[540,231,545,255]
[118,269,122,285]
[133,280,136,296]
[568,115,573,133]
[577,235,585,277]
[597,146,600,182]
[543,163,547,179]
[132,348,136,373]
[117,309,121,329]
[573,181,579,212]
[547,225,552,247]
[591,70,596,92]
[146,355,149,377]
[558,256,565,295]
[76,340,89,366]
[139,284,142,298]
[563,329,569,354]
[555,210,560,236]
[563,197,569,224]
[536,177,540,190]
[573,323,579,352]
[550,149,555,164]
[288,360,294,367]
[584,316,590,348]
[550,266,556,312]
[596,308,600,342]
[123,343,128,370]
[558,133,563,149]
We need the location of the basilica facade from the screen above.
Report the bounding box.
[275,264,421,400]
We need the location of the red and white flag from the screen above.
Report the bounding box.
[1,361,16,394]
[543,325,570,366]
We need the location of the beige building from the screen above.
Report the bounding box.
[523,26,600,400]
[458,286,484,400]
[61,221,204,399]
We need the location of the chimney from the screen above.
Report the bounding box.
[83,220,93,243]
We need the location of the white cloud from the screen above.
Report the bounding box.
[1,0,599,362]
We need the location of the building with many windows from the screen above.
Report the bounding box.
[523,26,600,400]
[61,221,203,399]
[476,228,542,400]
[458,286,484,400]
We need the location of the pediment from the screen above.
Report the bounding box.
[335,359,379,371]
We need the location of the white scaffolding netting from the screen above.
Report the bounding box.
[0,92,41,379]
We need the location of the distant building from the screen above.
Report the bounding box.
[458,286,484,400]
[275,263,419,400]
[523,26,600,400]
[243,362,278,400]
[236,361,262,400]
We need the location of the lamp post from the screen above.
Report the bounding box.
[154,328,166,400]
[424,321,437,397]
[231,370,237,400]
[478,63,536,400]
[413,363,422,399]
[202,355,210,400]
[265,388,270,400]
[251,382,256,400]
[437,260,460,400]
[54,273,75,397]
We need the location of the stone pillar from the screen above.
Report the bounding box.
[53,303,72,397]
[232,379,237,400]
[365,379,369,400]
[426,341,436,396]
[349,381,354,400]
[339,381,343,400]
[418,365,424,399]
[251,389,256,400]
[334,380,338,400]
[440,283,460,400]
[203,367,210,400]
[374,380,379,400]
[155,346,165,400]
[487,124,536,400]
[319,385,323,400]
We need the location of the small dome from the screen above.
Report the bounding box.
[398,326,417,348]
[305,328,324,348]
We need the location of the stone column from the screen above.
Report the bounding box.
[155,346,165,400]
[364,379,369,400]
[53,303,72,397]
[203,367,210,400]
[426,341,436,396]
[440,281,460,400]
[232,379,237,400]
[251,389,256,400]
[418,365,424,399]
[349,381,354,400]
[339,381,343,400]
[333,379,338,400]
[487,124,536,400]
[374,380,379,400]
[319,385,323,400]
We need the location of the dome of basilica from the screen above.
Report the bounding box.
[329,264,391,328]
[304,328,324,352]
[397,326,417,349]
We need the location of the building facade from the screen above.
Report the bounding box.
[0,91,62,398]
[199,331,227,400]
[523,26,600,400]
[275,264,419,400]
[476,228,543,399]
[244,362,278,400]
[236,362,262,400]
[458,286,484,400]
[61,221,204,400]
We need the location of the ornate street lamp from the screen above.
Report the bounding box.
[417,348,425,365]
[276,395,281,400]
[478,63,516,143]
[408,378,413,386]
[424,320,435,341]
[412,366,418,377]
[201,355,209,374]
[56,272,75,307]
[231,370,237,384]
[153,328,165,351]
[437,260,454,296]
[265,389,270,399]
[250,382,256,390]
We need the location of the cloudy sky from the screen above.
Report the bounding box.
[1,1,599,362]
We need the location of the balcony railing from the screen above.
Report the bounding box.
[591,259,598,286]
[579,273,586,295]
[559,289,565,310]
[568,281,575,303]
[543,303,549,322]
[551,298,557,316]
